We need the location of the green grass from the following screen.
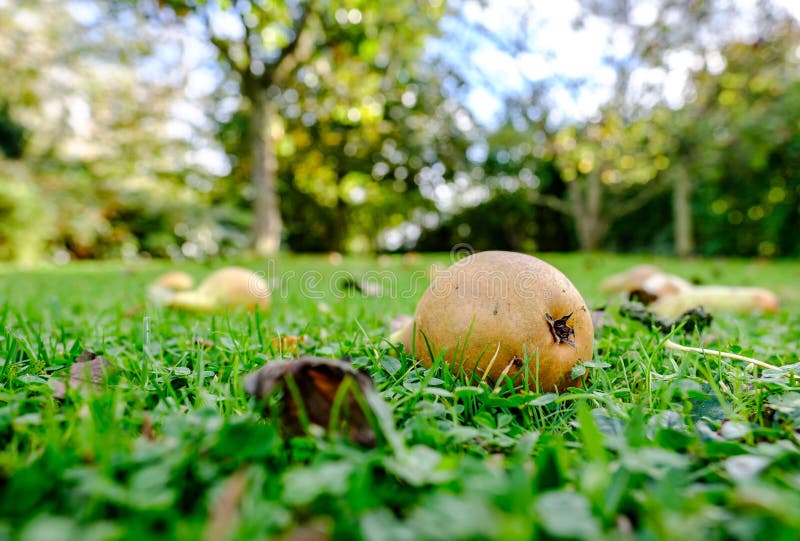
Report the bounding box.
[1,253,799,541]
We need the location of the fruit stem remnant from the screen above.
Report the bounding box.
[545,313,576,348]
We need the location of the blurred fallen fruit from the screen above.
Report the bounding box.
[602,264,780,316]
[649,286,780,318]
[601,265,692,300]
[155,270,195,291]
[244,356,382,446]
[600,264,663,293]
[327,251,343,265]
[395,251,594,392]
[150,266,270,312]
[147,270,195,305]
[401,251,420,267]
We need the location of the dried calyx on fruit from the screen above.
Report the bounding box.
[394,251,594,392]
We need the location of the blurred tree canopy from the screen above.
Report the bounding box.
[138,0,449,255]
[0,0,799,261]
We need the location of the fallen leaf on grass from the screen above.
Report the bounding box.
[193,337,215,349]
[244,356,381,446]
[203,469,249,541]
[50,350,113,399]
[270,335,309,356]
[141,413,156,441]
[123,305,145,318]
[279,520,331,541]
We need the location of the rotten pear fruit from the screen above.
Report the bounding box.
[398,251,594,392]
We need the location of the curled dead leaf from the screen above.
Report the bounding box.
[51,349,113,399]
[193,336,215,349]
[278,520,331,541]
[269,335,309,356]
[203,468,249,541]
[244,356,380,446]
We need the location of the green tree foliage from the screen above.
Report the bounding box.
[424,0,800,257]
[1,0,799,260]
[144,0,448,254]
[0,1,217,261]
[217,62,475,252]
[680,27,800,257]
[0,102,25,159]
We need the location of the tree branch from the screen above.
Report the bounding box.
[264,1,312,83]
[199,6,247,77]
[607,177,670,220]
[528,191,572,215]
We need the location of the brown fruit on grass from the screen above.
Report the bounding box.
[167,266,271,312]
[400,251,593,392]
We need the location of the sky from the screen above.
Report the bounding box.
[61,0,800,134]
[441,0,800,127]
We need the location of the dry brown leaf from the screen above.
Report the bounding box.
[193,337,215,349]
[278,520,331,541]
[141,413,155,441]
[203,469,249,541]
[269,335,309,356]
[123,305,145,318]
[51,350,113,399]
[244,356,379,446]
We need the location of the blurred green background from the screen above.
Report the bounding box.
[1,0,799,263]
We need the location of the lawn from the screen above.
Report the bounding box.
[1,253,800,541]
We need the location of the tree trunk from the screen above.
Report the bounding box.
[569,175,607,251]
[250,89,282,256]
[330,192,348,252]
[673,164,693,258]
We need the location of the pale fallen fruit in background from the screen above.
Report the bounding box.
[398,251,594,392]
[638,272,693,300]
[154,270,194,291]
[649,286,780,318]
[327,251,343,265]
[147,270,195,305]
[601,265,692,300]
[166,266,271,312]
[600,264,662,293]
[402,251,420,267]
[600,264,781,316]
